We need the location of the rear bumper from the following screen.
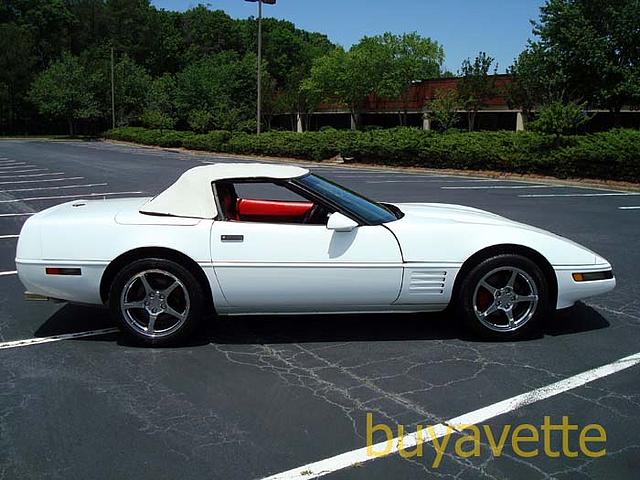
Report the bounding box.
[15,259,106,305]
[555,264,616,309]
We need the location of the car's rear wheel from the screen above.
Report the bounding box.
[108,258,204,346]
[455,254,552,339]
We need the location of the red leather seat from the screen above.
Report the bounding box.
[237,199,313,219]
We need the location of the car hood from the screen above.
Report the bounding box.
[384,203,604,266]
[393,202,520,226]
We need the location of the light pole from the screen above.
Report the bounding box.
[245,0,276,134]
[111,46,116,129]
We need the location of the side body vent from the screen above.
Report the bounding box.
[394,266,460,306]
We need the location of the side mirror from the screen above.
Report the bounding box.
[326,212,358,232]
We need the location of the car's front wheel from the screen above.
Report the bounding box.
[108,258,205,346]
[455,254,552,339]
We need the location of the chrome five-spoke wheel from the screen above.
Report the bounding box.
[119,269,191,339]
[473,266,539,332]
[455,254,550,339]
[110,258,205,346]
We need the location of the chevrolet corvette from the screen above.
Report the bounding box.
[16,164,615,345]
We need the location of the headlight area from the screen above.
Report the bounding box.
[572,270,614,282]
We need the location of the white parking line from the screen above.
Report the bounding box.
[0,235,18,239]
[442,185,552,190]
[0,169,48,175]
[520,193,640,198]
[0,173,64,180]
[262,350,640,480]
[0,191,145,203]
[0,176,84,185]
[619,206,640,210]
[0,183,107,193]
[0,270,17,276]
[0,328,120,350]
[365,180,452,184]
[0,163,28,169]
[0,213,34,217]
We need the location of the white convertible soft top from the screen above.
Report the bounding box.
[140,163,309,219]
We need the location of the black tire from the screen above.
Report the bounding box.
[108,258,205,346]
[454,254,552,340]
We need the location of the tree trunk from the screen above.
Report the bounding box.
[401,91,410,127]
[350,111,360,131]
[467,110,477,132]
[67,118,74,136]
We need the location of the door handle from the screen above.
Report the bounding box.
[221,235,244,242]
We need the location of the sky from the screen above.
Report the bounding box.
[150,0,546,73]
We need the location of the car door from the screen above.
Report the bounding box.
[210,220,403,312]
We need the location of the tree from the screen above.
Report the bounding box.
[532,0,640,113]
[374,32,444,125]
[180,7,243,65]
[140,110,175,131]
[306,44,385,130]
[504,43,569,128]
[425,89,461,131]
[174,52,263,131]
[457,52,498,131]
[529,100,592,136]
[112,54,151,126]
[29,53,102,134]
[141,74,177,131]
[0,23,37,131]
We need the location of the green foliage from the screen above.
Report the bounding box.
[104,127,640,182]
[371,32,444,124]
[529,101,592,136]
[458,52,498,131]
[140,110,176,131]
[174,52,263,131]
[531,0,640,111]
[506,43,560,115]
[29,52,102,134]
[112,54,152,126]
[182,130,232,151]
[144,74,177,122]
[187,109,214,134]
[426,89,461,132]
[0,22,37,130]
[305,32,444,129]
[0,2,337,133]
[305,46,382,129]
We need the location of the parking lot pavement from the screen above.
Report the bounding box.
[0,139,639,479]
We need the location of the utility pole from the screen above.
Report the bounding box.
[257,0,262,135]
[110,47,116,129]
[245,0,276,135]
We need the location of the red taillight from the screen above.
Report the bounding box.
[45,267,81,276]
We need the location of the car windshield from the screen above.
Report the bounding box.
[295,174,401,225]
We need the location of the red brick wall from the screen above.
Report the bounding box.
[318,75,511,112]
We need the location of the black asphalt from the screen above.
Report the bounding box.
[0,140,638,479]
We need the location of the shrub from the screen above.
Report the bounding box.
[140,110,176,131]
[187,109,214,133]
[103,127,640,183]
[529,101,592,136]
[182,130,232,151]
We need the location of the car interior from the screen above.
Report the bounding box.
[214,181,332,225]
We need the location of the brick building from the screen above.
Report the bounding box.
[274,74,640,132]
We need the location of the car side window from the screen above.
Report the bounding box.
[215,180,332,225]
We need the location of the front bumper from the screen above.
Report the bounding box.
[555,264,616,309]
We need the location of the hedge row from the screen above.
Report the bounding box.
[104,127,640,183]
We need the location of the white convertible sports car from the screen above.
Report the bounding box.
[16,164,615,345]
